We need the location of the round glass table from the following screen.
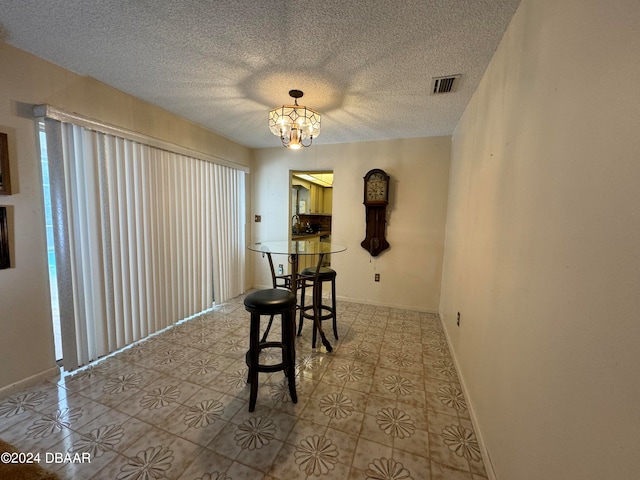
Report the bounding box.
[248,239,347,352]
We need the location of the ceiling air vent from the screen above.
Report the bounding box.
[431,75,461,94]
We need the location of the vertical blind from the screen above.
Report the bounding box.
[42,117,245,370]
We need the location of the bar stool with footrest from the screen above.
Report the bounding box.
[297,266,338,348]
[244,288,298,412]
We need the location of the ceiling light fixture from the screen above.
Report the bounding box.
[268,90,321,149]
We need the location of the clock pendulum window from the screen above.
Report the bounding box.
[361,168,390,256]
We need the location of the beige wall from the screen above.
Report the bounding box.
[251,137,451,312]
[440,0,640,478]
[0,44,251,392]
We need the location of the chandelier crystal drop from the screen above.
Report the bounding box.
[268,89,321,149]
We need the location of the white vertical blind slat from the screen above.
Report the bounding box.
[140,144,153,336]
[115,137,133,345]
[212,164,245,303]
[106,136,125,348]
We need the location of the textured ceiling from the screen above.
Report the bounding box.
[0,0,521,149]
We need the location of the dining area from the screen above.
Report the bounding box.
[0,259,482,480]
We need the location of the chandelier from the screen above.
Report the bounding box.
[268,90,321,149]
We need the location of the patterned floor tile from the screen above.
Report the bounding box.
[0,294,487,480]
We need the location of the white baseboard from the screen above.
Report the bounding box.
[249,285,440,314]
[440,316,497,480]
[0,366,61,400]
[336,295,440,314]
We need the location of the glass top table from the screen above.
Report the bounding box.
[248,239,347,352]
[248,240,347,257]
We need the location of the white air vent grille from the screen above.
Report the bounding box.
[431,75,461,94]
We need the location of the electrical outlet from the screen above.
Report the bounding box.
[457,312,461,327]
[375,273,380,282]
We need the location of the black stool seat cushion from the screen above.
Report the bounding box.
[301,266,337,280]
[244,288,296,314]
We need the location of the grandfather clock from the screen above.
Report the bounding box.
[361,168,390,256]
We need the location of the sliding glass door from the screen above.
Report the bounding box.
[37,113,246,371]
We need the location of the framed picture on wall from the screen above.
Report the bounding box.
[0,132,11,195]
[0,206,9,269]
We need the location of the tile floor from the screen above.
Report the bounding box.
[0,293,487,480]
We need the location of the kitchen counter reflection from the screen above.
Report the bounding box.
[291,230,331,240]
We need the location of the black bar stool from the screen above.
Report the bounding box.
[297,266,338,348]
[244,288,298,412]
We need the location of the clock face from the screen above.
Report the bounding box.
[366,172,388,202]
[366,181,386,201]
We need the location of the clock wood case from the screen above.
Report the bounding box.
[361,168,390,256]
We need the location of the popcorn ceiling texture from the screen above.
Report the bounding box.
[0,0,521,148]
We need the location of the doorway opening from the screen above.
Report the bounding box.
[290,171,333,271]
